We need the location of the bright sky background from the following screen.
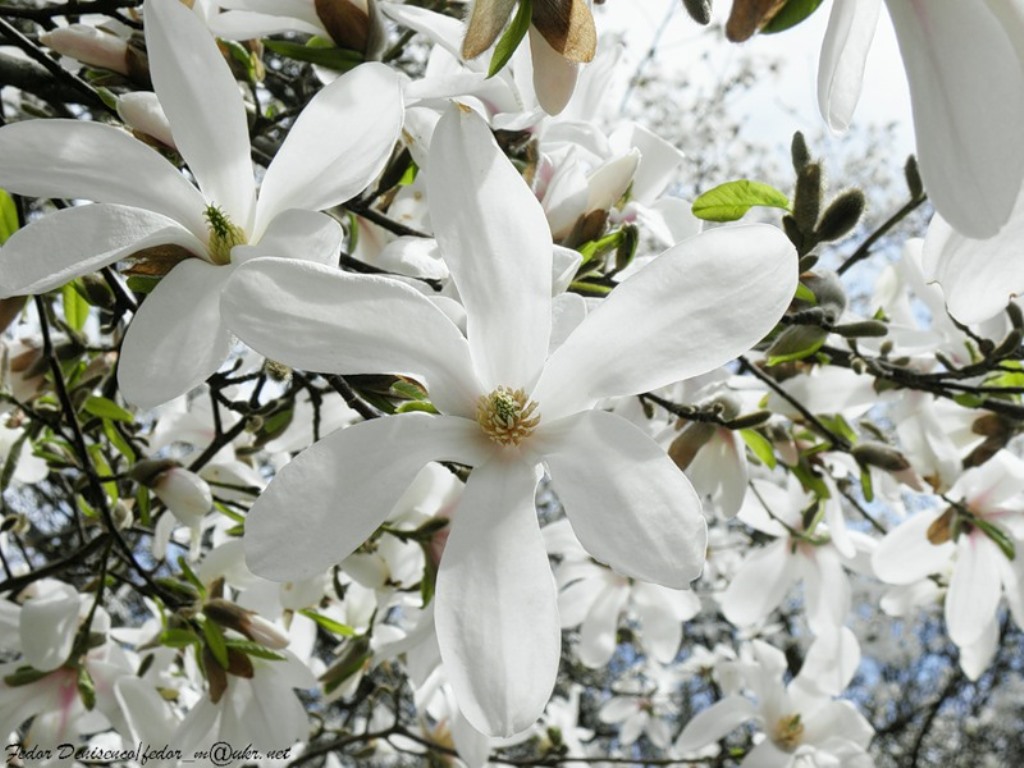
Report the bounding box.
[593,0,915,161]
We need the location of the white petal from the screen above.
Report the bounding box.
[922,208,1024,324]
[0,204,203,297]
[234,208,342,266]
[721,539,798,628]
[118,258,232,409]
[144,0,256,226]
[536,410,707,588]
[528,27,579,116]
[221,258,481,417]
[534,224,796,420]
[20,584,80,672]
[632,582,699,664]
[958,614,999,680]
[256,64,404,234]
[246,413,485,582]
[802,546,851,637]
[426,104,552,391]
[0,121,206,236]
[117,92,176,149]
[675,696,757,753]
[686,429,748,519]
[817,0,881,132]
[886,0,1024,238]
[435,459,559,737]
[946,534,1002,647]
[872,508,954,585]
[209,10,323,40]
[577,581,629,668]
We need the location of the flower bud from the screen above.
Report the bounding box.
[815,189,866,242]
[852,442,911,472]
[204,598,290,649]
[151,467,213,529]
[682,0,712,25]
[40,25,130,75]
[117,92,176,149]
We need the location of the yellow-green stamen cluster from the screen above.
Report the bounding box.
[773,713,805,751]
[204,204,247,265]
[476,386,540,446]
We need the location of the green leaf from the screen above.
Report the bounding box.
[202,619,229,669]
[159,628,200,647]
[62,282,89,332]
[103,418,136,463]
[859,467,874,503]
[4,665,49,687]
[794,283,817,304]
[766,325,828,366]
[762,0,825,34]
[299,609,355,637]
[126,276,160,294]
[395,400,439,415]
[692,180,790,222]
[263,38,363,71]
[488,0,532,77]
[224,639,287,661]
[84,395,135,423]
[87,444,118,504]
[177,556,207,599]
[577,227,626,266]
[0,189,18,244]
[740,429,777,469]
[136,486,151,527]
[974,518,1016,560]
[77,666,97,710]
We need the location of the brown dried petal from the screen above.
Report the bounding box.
[725,0,787,43]
[462,0,518,59]
[532,0,597,63]
[315,0,370,53]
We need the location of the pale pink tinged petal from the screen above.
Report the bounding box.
[221,258,480,417]
[0,121,206,235]
[118,259,232,409]
[435,459,559,737]
[233,209,342,266]
[720,539,798,628]
[247,413,485,582]
[885,0,1024,238]
[577,581,629,668]
[872,508,954,585]
[675,696,757,753]
[528,27,578,116]
[534,225,796,420]
[922,208,1024,324]
[958,614,999,681]
[20,584,79,672]
[0,204,203,298]
[958,450,1024,512]
[144,0,256,227]
[427,104,552,391]
[946,534,1002,647]
[256,64,404,233]
[536,410,707,588]
[209,11,324,40]
[817,0,881,132]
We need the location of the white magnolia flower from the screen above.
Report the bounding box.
[221,103,796,736]
[818,0,1024,239]
[0,0,403,408]
[676,631,873,767]
[873,450,1024,651]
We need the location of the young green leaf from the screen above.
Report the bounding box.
[488,0,533,78]
[692,180,791,222]
[0,189,18,244]
[762,0,825,34]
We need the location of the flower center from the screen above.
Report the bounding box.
[773,713,805,751]
[476,386,540,446]
[204,204,247,265]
